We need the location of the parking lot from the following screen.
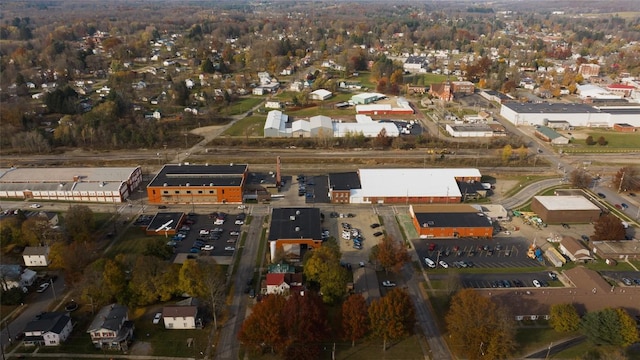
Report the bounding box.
[160,212,246,258]
[413,235,544,270]
[453,272,562,289]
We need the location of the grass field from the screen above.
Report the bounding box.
[219,97,264,116]
[565,129,640,152]
[222,115,265,137]
[105,227,156,257]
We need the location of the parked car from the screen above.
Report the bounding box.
[615,204,622,210]
[597,193,606,198]
[533,280,541,288]
[439,260,449,269]
[621,203,628,209]
[382,280,396,287]
[428,243,436,251]
[548,272,557,280]
[373,231,383,237]
[224,246,235,251]
[201,245,214,251]
[37,283,50,293]
[29,203,42,208]
[153,312,162,324]
[199,229,210,235]
[370,223,381,229]
[622,278,633,286]
[581,235,590,242]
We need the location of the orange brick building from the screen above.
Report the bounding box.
[410,204,494,239]
[147,164,247,204]
[268,208,323,262]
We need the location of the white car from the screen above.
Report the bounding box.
[214,219,225,225]
[199,229,210,236]
[235,220,244,225]
[36,283,49,293]
[153,312,162,324]
[201,245,214,251]
[533,280,541,288]
[382,280,396,287]
[238,205,247,210]
[29,203,42,209]
[341,231,351,240]
[224,246,235,251]
[439,260,449,269]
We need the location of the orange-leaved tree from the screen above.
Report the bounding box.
[446,289,516,360]
[369,288,415,350]
[342,293,369,347]
[371,235,410,274]
[238,294,287,355]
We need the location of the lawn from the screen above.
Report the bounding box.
[219,97,264,116]
[564,129,640,152]
[246,336,425,360]
[222,115,265,137]
[514,328,575,357]
[105,227,156,257]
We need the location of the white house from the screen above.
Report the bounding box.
[23,312,73,346]
[162,306,199,329]
[23,246,50,267]
[265,273,303,295]
[265,101,283,109]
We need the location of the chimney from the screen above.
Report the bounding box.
[276,156,282,187]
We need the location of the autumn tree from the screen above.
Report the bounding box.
[446,289,516,360]
[281,292,330,360]
[103,257,128,304]
[303,240,349,304]
[581,308,639,346]
[342,294,369,347]
[549,303,581,333]
[516,145,528,161]
[238,294,288,355]
[373,128,392,148]
[569,169,593,189]
[612,167,639,192]
[369,288,415,351]
[501,144,512,164]
[64,205,95,243]
[592,214,626,241]
[370,236,410,274]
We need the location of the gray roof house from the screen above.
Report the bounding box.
[87,303,134,351]
[23,312,73,346]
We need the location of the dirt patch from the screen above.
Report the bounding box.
[129,341,153,355]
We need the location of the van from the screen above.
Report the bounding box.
[424,257,436,268]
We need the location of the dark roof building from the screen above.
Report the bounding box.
[23,312,73,346]
[147,164,248,204]
[410,204,494,239]
[328,172,361,204]
[268,208,323,262]
[145,212,186,236]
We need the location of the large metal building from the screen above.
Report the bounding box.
[531,195,601,224]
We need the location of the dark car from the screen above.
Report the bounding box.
[428,243,436,251]
[158,205,167,209]
[581,235,590,242]
[373,231,383,237]
[597,193,606,198]
[370,223,381,229]
[562,223,570,229]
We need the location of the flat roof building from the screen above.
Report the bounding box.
[147,164,247,204]
[268,208,323,262]
[351,168,481,204]
[531,195,601,224]
[0,167,141,203]
[410,204,494,239]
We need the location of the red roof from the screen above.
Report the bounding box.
[607,84,634,89]
[266,273,285,286]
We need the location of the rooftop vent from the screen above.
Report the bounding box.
[295,210,301,215]
[163,183,167,187]
[295,227,300,232]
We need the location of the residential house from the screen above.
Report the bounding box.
[23,312,73,347]
[22,246,50,267]
[87,304,134,351]
[264,273,304,295]
[403,56,429,73]
[0,266,36,290]
[265,101,283,109]
[162,306,200,329]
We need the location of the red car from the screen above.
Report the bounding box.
[615,204,622,210]
[428,243,436,251]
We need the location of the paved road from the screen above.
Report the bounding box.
[525,336,585,359]
[214,206,265,360]
[499,178,564,210]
